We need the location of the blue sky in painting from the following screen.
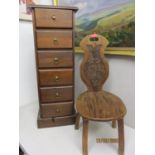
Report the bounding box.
[60,0,134,17]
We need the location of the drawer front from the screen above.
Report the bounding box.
[38,50,73,68]
[41,102,74,118]
[39,69,73,86]
[38,114,76,128]
[36,30,72,49]
[40,86,73,103]
[35,8,73,28]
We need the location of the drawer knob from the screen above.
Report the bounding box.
[53,57,59,64]
[55,92,60,97]
[54,76,60,82]
[56,109,60,113]
[53,38,58,44]
[51,15,56,20]
[51,117,55,122]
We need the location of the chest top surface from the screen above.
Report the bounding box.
[28,4,78,11]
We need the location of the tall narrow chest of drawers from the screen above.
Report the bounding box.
[29,5,78,128]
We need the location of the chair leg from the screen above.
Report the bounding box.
[112,120,117,128]
[118,119,124,155]
[75,113,81,130]
[82,118,89,155]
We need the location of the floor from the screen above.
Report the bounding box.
[19,103,135,155]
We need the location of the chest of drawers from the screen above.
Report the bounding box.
[29,5,78,128]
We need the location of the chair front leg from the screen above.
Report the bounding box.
[82,118,89,155]
[75,113,81,130]
[118,119,124,155]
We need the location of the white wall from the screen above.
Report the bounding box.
[19,21,135,128]
[19,22,38,106]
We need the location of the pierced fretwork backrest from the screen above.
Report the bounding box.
[80,34,109,91]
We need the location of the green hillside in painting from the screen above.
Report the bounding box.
[75,3,135,47]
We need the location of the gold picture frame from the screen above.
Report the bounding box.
[75,47,135,56]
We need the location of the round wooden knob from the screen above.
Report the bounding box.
[53,38,58,42]
[54,76,59,82]
[53,57,59,64]
[56,109,60,113]
[51,15,56,20]
[55,92,60,97]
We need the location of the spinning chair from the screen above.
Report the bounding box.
[75,34,127,155]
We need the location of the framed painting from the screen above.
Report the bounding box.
[19,0,40,21]
[59,0,135,56]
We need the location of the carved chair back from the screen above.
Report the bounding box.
[80,34,109,91]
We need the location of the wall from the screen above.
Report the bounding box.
[19,21,135,128]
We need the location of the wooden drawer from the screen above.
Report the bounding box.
[36,30,72,49]
[40,86,73,103]
[37,113,76,128]
[41,102,74,118]
[39,69,73,86]
[35,8,73,28]
[38,50,73,68]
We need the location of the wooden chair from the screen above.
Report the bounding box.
[75,34,127,155]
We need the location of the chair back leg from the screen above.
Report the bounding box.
[75,113,81,129]
[112,120,117,128]
[82,118,89,155]
[118,119,124,155]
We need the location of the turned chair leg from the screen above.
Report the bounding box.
[112,120,117,128]
[118,119,124,155]
[82,118,89,155]
[75,113,81,129]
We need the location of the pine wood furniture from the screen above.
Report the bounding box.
[75,34,127,155]
[29,5,78,128]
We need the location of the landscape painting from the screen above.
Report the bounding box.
[60,0,135,56]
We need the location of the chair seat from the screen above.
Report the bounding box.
[76,90,127,121]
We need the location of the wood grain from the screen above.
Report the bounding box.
[82,118,89,155]
[35,8,73,28]
[75,113,80,129]
[28,4,78,12]
[30,5,78,127]
[40,86,73,103]
[112,120,117,128]
[36,30,73,49]
[80,35,109,91]
[39,69,73,86]
[37,113,76,128]
[75,34,127,155]
[38,50,73,68]
[41,102,74,118]
[118,119,124,155]
[76,91,126,121]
